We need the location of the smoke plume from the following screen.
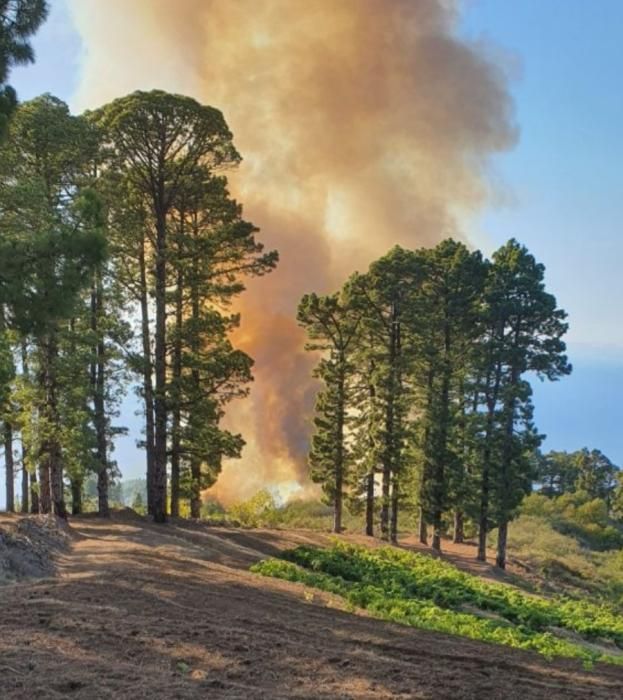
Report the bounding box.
[69,0,517,503]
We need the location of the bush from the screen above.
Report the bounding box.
[253,542,623,665]
[227,490,278,527]
[519,492,623,552]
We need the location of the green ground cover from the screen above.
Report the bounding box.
[252,541,623,666]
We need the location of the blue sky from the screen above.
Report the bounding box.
[7,0,623,490]
[458,1,623,466]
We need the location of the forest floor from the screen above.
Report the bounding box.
[1,512,622,699]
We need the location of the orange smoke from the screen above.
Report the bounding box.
[69,0,517,503]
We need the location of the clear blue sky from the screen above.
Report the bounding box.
[459,1,623,466]
[7,0,623,493]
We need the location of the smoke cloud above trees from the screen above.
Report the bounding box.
[68,0,517,500]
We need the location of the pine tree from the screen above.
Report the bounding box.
[298,292,360,533]
[475,240,571,567]
[93,91,255,523]
[0,95,106,516]
[347,248,423,542]
[0,0,48,138]
[415,240,485,552]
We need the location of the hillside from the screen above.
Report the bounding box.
[1,513,622,699]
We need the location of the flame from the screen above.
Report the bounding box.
[69,0,517,504]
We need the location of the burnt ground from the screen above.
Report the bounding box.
[1,512,622,699]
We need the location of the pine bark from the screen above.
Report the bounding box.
[42,333,66,518]
[20,464,28,514]
[477,359,502,562]
[453,509,465,544]
[364,375,376,537]
[332,357,346,534]
[138,237,156,515]
[190,456,202,519]
[496,358,519,570]
[189,272,202,520]
[389,476,399,544]
[418,507,428,545]
[153,210,168,523]
[170,265,183,519]
[496,520,508,569]
[38,460,50,514]
[4,421,14,512]
[70,479,82,515]
[365,471,374,536]
[419,367,434,546]
[380,302,399,541]
[477,436,491,562]
[30,465,39,514]
[91,274,109,517]
[431,309,451,553]
[21,343,37,514]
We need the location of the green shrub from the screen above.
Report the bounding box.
[252,542,623,666]
[228,490,279,527]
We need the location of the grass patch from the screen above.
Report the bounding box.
[251,542,623,666]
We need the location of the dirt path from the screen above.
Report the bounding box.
[1,514,622,699]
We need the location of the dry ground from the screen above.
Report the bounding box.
[1,512,622,699]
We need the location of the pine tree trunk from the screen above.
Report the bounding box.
[419,366,434,547]
[30,465,39,514]
[170,433,180,518]
[478,356,502,562]
[418,508,428,545]
[432,519,442,552]
[190,457,202,519]
[364,374,376,537]
[333,360,346,534]
[21,342,36,514]
[20,464,28,514]
[389,477,399,544]
[478,400,496,561]
[365,471,374,536]
[4,421,14,512]
[71,479,82,515]
[496,361,519,571]
[453,379,468,543]
[38,333,64,517]
[49,441,65,518]
[91,274,109,518]
[333,488,342,533]
[170,266,183,519]
[153,212,168,523]
[43,333,66,519]
[453,509,464,544]
[38,460,51,514]
[380,465,391,540]
[431,318,452,554]
[496,520,508,569]
[189,266,202,521]
[138,237,156,515]
[380,303,399,542]
[97,467,109,517]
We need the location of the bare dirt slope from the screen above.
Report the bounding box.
[1,513,622,699]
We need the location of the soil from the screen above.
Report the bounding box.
[0,514,71,583]
[1,512,622,699]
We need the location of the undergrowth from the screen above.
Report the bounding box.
[251,542,623,667]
